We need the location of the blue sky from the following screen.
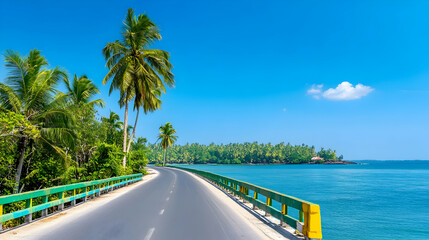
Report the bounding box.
[1,0,429,160]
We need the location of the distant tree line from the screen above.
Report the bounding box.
[147,142,343,164]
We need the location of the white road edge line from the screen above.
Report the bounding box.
[159,209,164,215]
[144,228,155,240]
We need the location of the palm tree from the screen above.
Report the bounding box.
[63,74,104,167]
[101,111,123,144]
[157,122,178,166]
[125,88,162,156]
[0,49,74,193]
[64,74,104,108]
[102,8,174,167]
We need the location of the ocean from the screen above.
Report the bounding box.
[179,161,429,240]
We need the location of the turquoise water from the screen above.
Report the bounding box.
[179,161,429,240]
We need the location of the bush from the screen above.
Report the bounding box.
[87,142,123,180]
[127,149,148,174]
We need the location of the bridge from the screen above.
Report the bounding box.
[0,167,322,240]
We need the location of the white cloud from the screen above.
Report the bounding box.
[282,108,287,112]
[307,84,323,95]
[307,82,374,100]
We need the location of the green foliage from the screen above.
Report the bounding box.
[0,50,148,198]
[0,140,16,195]
[318,148,337,162]
[147,142,342,165]
[87,142,123,180]
[128,149,149,174]
[0,110,40,139]
[101,111,123,145]
[157,122,178,150]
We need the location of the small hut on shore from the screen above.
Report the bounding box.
[311,156,323,161]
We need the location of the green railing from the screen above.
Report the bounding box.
[0,173,142,230]
[170,166,322,240]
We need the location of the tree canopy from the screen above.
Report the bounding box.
[147,142,342,165]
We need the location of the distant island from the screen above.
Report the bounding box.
[147,142,354,165]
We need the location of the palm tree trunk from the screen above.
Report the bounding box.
[163,148,167,166]
[124,108,139,163]
[126,108,139,152]
[14,136,28,194]
[122,100,129,167]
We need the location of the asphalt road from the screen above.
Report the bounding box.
[33,167,264,240]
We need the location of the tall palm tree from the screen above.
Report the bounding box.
[0,49,74,193]
[102,8,174,167]
[157,122,177,166]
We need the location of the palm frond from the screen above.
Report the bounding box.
[0,83,22,112]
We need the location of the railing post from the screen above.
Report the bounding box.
[90,185,94,198]
[84,187,88,202]
[253,192,258,210]
[265,197,272,216]
[238,186,243,200]
[96,184,100,197]
[25,198,32,223]
[71,189,76,206]
[243,187,248,203]
[280,204,288,226]
[58,192,64,211]
[41,195,49,217]
[0,204,3,230]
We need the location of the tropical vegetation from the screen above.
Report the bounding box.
[0,49,150,197]
[0,9,176,229]
[147,142,343,164]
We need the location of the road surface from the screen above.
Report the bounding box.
[22,167,268,240]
